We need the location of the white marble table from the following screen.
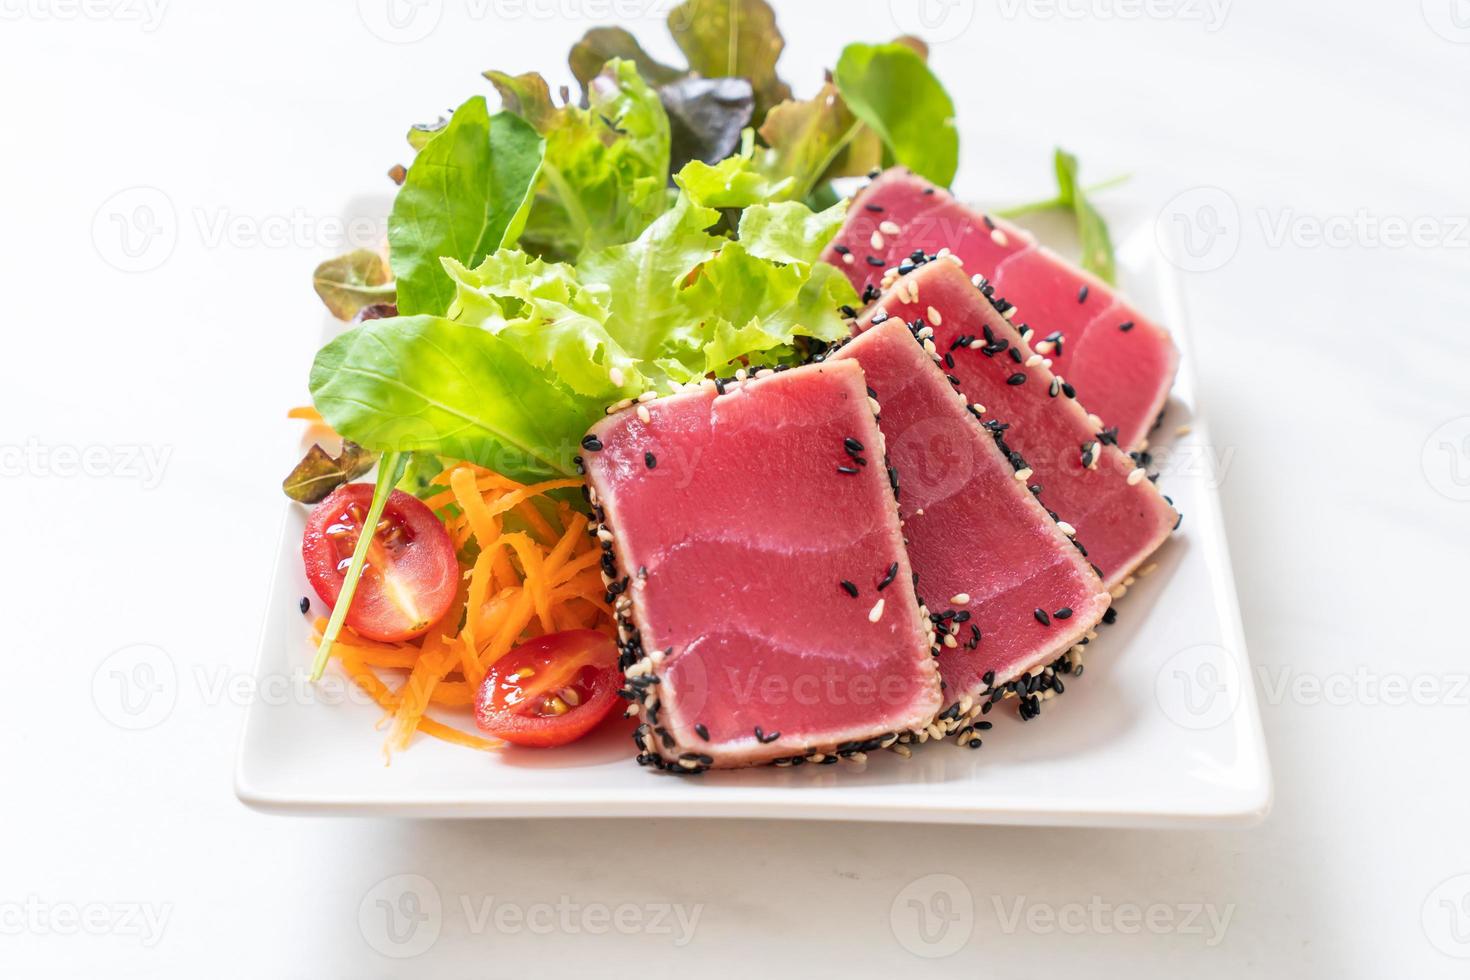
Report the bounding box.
[3,1,1467,975]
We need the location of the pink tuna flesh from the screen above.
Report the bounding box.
[828,319,1109,699]
[857,258,1177,591]
[827,168,1178,450]
[582,360,941,770]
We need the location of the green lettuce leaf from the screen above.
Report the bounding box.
[569,26,684,94]
[833,42,958,187]
[488,60,671,262]
[676,141,796,208]
[735,198,849,266]
[309,314,597,482]
[444,250,638,400]
[757,81,881,201]
[387,96,545,315]
[667,0,791,121]
[311,248,395,321]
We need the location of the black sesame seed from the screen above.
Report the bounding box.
[840,580,859,598]
[1007,373,1027,386]
[982,670,995,685]
[844,436,864,454]
[581,434,603,452]
[1034,608,1051,625]
[644,451,657,469]
[1008,347,1023,363]
[837,465,859,475]
[1054,607,1073,620]
[865,255,885,267]
[877,562,899,591]
[1062,382,1077,399]
[834,244,851,255]
[864,203,885,212]
[1102,607,1118,625]
[694,723,709,741]
[299,596,310,615]
[1078,284,1089,303]
[1119,320,1135,332]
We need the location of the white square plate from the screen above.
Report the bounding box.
[236,204,1272,827]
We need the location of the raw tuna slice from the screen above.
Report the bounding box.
[856,257,1177,592]
[827,318,1109,726]
[826,168,1177,450]
[581,361,942,771]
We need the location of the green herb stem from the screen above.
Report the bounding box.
[309,451,407,682]
[995,174,1132,219]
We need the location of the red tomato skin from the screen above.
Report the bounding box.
[301,484,458,642]
[474,630,622,748]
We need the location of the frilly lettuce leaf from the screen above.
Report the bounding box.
[487,59,671,262]
[667,0,790,121]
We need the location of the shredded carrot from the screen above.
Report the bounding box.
[287,406,324,422]
[310,461,613,759]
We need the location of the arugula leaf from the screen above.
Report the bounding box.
[488,60,671,261]
[388,96,545,316]
[309,314,598,482]
[1052,148,1117,285]
[569,26,684,94]
[311,249,395,321]
[833,42,958,187]
[667,0,790,120]
[281,440,376,503]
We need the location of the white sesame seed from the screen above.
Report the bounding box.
[926,305,942,325]
[1175,424,1192,437]
[735,368,748,381]
[1127,467,1146,485]
[608,366,625,387]
[870,230,885,250]
[990,228,1009,247]
[637,390,658,402]
[971,273,985,287]
[842,252,854,265]
[943,634,957,648]
[1087,413,1103,429]
[636,405,651,423]
[1110,584,1128,600]
[950,593,970,605]
[971,403,985,415]
[890,743,912,758]
[1015,467,1034,482]
[1025,354,1043,367]
[868,396,882,415]
[1034,340,1055,355]
[879,220,901,235]
[1140,562,1159,577]
[868,598,885,623]
[1056,521,1076,537]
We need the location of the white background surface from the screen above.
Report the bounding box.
[2,0,1467,976]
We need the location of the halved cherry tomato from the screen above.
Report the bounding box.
[302,484,458,642]
[474,630,622,747]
